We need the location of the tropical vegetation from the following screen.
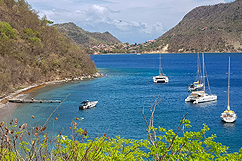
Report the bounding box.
[0,0,96,96]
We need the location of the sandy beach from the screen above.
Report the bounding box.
[0,73,103,122]
[0,82,54,122]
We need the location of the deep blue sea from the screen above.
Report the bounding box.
[5,53,242,152]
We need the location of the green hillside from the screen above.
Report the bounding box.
[0,0,96,96]
[140,0,242,53]
[54,22,121,48]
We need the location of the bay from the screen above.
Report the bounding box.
[6,53,242,152]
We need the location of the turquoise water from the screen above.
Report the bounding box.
[6,53,242,152]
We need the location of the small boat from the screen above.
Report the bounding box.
[188,81,204,92]
[188,53,204,92]
[221,57,237,123]
[153,54,168,83]
[185,53,217,104]
[79,100,98,110]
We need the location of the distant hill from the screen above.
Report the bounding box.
[141,0,242,53]
[54,22,121,47]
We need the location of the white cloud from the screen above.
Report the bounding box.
[89,4,109,15]
[27,0,230,43]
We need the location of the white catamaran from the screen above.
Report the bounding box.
[153,54,168,83]
[185,53,217,104]
[220,57,237,123]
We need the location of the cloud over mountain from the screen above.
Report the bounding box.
[29,0,231,43]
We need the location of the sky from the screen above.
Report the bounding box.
[27,0,235,44]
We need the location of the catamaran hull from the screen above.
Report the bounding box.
[185,95,217,104]
[153,76,169,83]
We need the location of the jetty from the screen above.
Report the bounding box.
[9,99,61,103]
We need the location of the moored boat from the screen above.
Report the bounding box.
[188,53,204,92]
[221,57,237,123]
[185,53,217,104]
[188,81,204,92]
[79,100,98,110]
[153,54,168,83]
[185,91,217,104]
[153,74,169,83]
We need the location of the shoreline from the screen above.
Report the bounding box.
[0,73,103,122]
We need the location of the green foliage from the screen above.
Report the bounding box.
[53,135,149,160]
[1,114,242,160]
[0,21,15,39]
[0,0,97,94]
[22,28,40,40]
[41,16,54,25]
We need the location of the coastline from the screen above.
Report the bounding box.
[0,73,103,122]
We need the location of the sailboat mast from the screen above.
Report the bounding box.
[227,56,230,111]
[159,54,161,75]
[197,53,199,81]
[197,53,202,82]
[202,53,205,92]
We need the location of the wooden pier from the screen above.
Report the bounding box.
[9,99,61,103]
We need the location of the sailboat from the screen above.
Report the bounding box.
[220,57,237,123]
[153,54,168,83]
[188,53,204,92]
[185,53,217,104]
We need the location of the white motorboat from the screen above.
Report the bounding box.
[153,54,168,83]
[221,57,237,123]
[188,53,204,92]
[79,100,98,110]
[185,53,217,104]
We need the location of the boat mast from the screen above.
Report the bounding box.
[159,54,161,75]
[197,53,202,83]
[227,56,230,111]
[197,53,199,81]
[202,53,205,92]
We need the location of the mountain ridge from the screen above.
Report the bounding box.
[139,0,242,53]
[54,22,121,48]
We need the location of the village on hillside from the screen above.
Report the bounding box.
[89,39,166,54]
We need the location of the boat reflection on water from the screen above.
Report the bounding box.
[220,121,236,128]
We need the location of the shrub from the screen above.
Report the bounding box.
[0,21,15,39]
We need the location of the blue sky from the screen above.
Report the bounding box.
[27,0,235,44]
